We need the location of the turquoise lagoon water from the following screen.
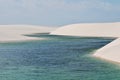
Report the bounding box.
[0,33,120,80]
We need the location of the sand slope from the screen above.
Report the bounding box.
[93,38,120,63]
[0,25,55,42]
[51,22,120,63]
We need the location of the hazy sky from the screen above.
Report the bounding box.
[0,0,120,26]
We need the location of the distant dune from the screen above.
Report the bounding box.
[50,22,120,63]
[51,22,120,37]
[0,25,55,42]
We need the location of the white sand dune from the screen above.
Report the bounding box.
[0,25,55,42]
[51,22,120,37]
[50,22,120,63]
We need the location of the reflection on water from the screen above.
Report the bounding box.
[0,33,119,80]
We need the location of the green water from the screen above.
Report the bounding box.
[0,33,119,80]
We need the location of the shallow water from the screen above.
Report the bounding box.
[0,34,119,80]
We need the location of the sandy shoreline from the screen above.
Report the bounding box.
[51,22,120,64]
[0,25,56,42]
